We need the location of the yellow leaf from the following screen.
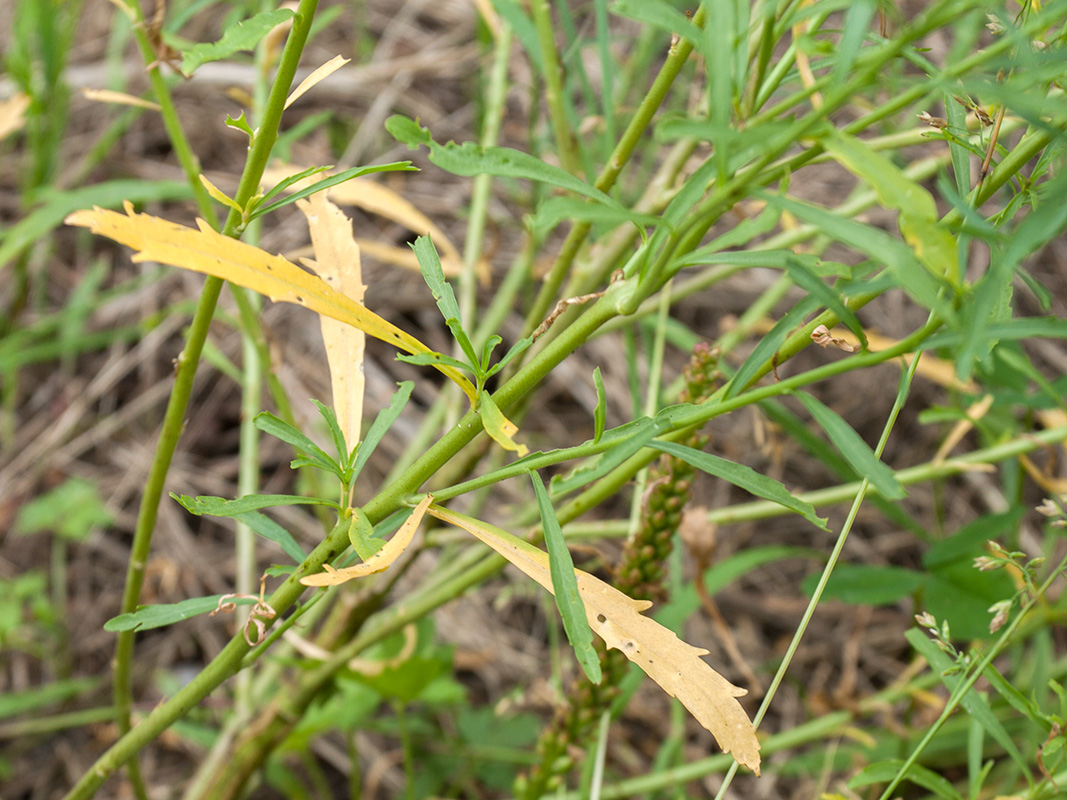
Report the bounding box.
[297,193,365,448]
[300,494,432,587]
[64,203,476,402]
[285,55,350,110]
[199,174,242,213]
[261,164,488,282]
[427,503,762,775]
[81,88,161,111]
[0,93,31,142]
[478,391,528,457]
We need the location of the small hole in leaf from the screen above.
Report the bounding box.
[596,614,606,623]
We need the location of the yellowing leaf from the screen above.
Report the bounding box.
[427,503,761,775]
[285,55,350,110]
[478,391,528,457]
[298,193,365,447]
[0,93,31,142]
[199,174,242,214]
[300,495,432,586]
[261,164,487,282]
[64,203,476,402]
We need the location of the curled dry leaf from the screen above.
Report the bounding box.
[427,503,761,775]
[810,324,860,352]
[300,495,433,587]
[64,202,476,401]
[298,193,365,448]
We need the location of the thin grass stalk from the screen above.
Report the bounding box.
[714,324,925,800]
[529,0,580,176]
[876,549,1067,800]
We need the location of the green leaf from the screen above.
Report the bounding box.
[649,441,829,531]
[757,190,955,321]
[234,511,306,563]
[848,758,964,800]
[225,111,256,141]
[802,564,926,605]
[104,595,257,632]
[592,367,606,444]
[257,164,330,207]
[484,335,534,380]
[311,399,348,466]
[181,9,296,75]
[15,477,114,541]
[906,628,1029,774]
[351,382,414,484]
[173,493,338,516]
[253,412,339,475]
[784,255,867,348]
[822,129,959,286]
[347,507,383,560]
[923,563,1014,641]
[531,471,601,684]
[0,677,99,719]
[723,295,821,399]
[551,417,661,496]
[612,0,709,59]
[386,116,623,208]
[411,236,478,367]
[793,391,906,500]
[248,162,416,221]
[529,196,661,235]
[396,351,472,371]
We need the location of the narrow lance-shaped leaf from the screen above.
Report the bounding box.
[65,203,477,402]
[351,381,414,483]
[300,494,432,587]
[793,391,906,500]
[649,441,829,531]
[530,471,601,684]
[254,412,340,475]
[234,511,307,563]
[104,595,258,632]
[427,503,761,775]
[174,493,339,516]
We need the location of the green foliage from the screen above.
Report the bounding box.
[180,9,296,74]
[15,478,113,541]
[8,0,1067,798]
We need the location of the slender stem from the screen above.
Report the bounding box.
[530,0,579,176]
[519,6,708,341]
[95,3,321,799]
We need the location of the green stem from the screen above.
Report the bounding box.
[519,6,707,341]
[530,0,579,176]
[101,2,321,799]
